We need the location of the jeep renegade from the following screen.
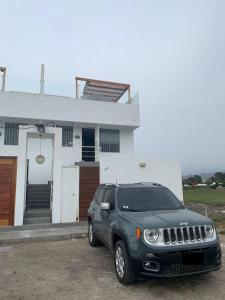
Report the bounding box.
[87,183,221,284]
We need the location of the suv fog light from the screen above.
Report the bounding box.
[145,253,156,258]
[143,261,160,272]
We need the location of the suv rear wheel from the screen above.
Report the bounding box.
[114,240,136,284]
[88,221,101,247]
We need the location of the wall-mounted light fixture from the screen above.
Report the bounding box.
[36,154,45,164]
[36,124,45,134]
[74,135,80,139]
[139,162,146,168]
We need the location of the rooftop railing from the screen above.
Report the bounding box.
[1,77,139,105]
[0,65,139,105]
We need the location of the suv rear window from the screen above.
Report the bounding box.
[118,187,183,211]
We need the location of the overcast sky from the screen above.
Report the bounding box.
[1,0,225,175]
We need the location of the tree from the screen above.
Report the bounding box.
[214,172,225,182]
[183,175,202,186]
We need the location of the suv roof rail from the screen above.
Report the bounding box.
[136,182,162,186]
[100,183,120,187]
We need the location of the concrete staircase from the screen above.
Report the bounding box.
[24,184,51,225]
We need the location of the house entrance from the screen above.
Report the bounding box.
[82,128,95,161]
[24,134,53,225]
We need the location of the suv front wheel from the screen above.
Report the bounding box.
[114,240,136,284]
[88,221,101,247]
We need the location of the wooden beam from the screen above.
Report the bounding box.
[75,76,129,88]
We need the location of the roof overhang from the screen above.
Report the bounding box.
[75,77,130,102]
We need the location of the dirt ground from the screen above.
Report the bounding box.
[0,236,225,300]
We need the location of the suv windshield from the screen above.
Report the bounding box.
[118,187,184,211]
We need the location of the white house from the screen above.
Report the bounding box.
[0,66,183,227]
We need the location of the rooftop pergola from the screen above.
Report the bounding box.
[75,77,131,103]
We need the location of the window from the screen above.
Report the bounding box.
[118,187,184,211]
[96,188,105,204]
[103,189,115,209]
[62,126,73,147]
[4,123,19,145]
[100,129,120,152]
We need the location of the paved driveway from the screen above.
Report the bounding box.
[0,237,224,300]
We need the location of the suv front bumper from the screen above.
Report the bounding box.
[131,243,221,278]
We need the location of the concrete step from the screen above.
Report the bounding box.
[23,217,52,225]
[27,189,50,194]
[24,209,51,218]
[27,191,50,196]
[26,203,50,209]
[27,202,50,206]
[27,184,50,188]
[0,223,88,244]
[27,196,50,202]
[27,191,50,195]
[26,198,50,203]
[0,221,88,232]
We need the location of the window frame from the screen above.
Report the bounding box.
[99,128,120,153]
[61,126,74,147]
[4,123,19,146]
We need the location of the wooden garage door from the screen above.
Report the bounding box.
[79,166,99,220]
[0,158,17,226]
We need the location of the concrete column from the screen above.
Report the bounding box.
[48,127,62,223]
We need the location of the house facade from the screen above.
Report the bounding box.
[0,67,183,227]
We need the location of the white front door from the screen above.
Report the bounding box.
[61,167,78,223]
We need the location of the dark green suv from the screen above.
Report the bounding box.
[87,183,221,284]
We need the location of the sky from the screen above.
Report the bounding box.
[1,0,225,175]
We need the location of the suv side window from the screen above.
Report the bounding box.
[94,189,99,202]
[96,188,105,205]
[103,189,115,210]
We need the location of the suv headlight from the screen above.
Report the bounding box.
[205,224,214,237]
[143,229,160,245]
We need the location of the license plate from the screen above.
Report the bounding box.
[182,253,204,265]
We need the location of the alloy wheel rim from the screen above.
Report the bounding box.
[115,246,125,278]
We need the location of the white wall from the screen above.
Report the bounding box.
[0,122,19,157]
[100,128,134,160]
[100,157,183,201]
[61,126,82,166]
[0,91,139,128]
[27,137,53,184]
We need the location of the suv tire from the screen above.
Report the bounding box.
[88,221,101,247]
[114,240,136,284]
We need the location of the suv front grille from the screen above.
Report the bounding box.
[163,226,209,245]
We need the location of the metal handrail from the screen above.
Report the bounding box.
[81,145,101,161]
[49,181,53,212]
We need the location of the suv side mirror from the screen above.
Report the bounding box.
[101,202,110,211]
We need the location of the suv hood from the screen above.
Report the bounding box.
[121,208,212,228]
